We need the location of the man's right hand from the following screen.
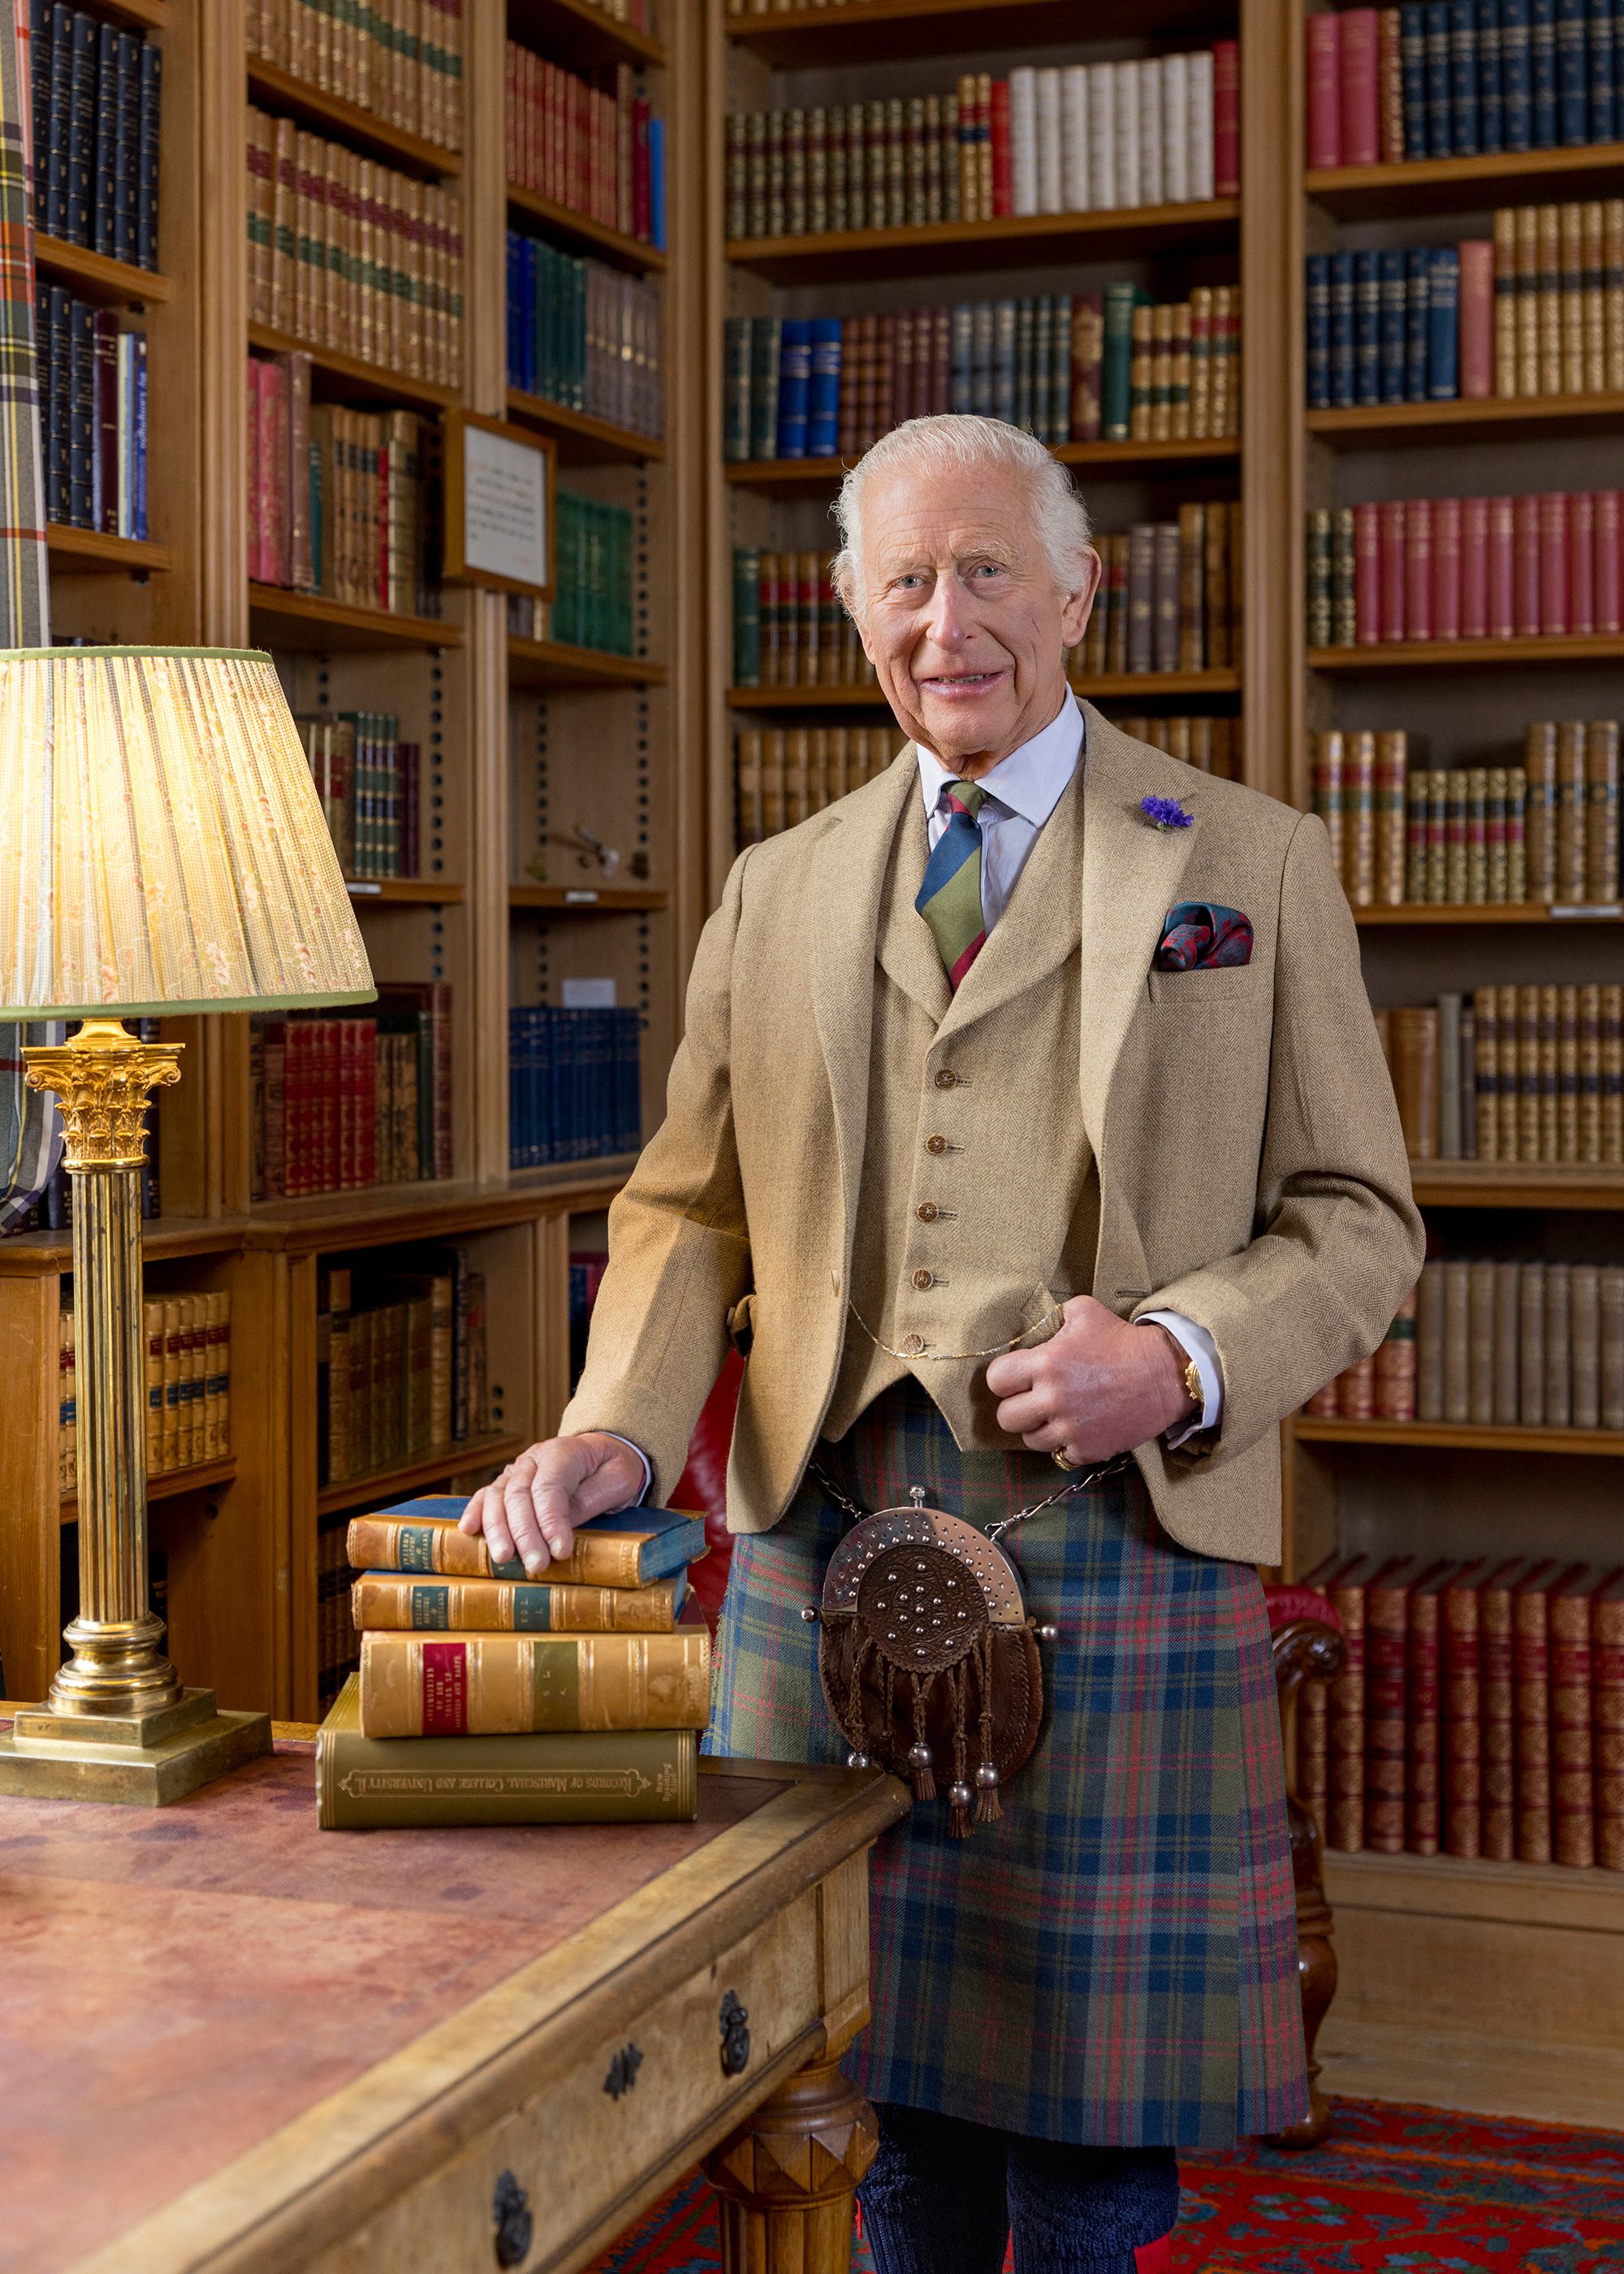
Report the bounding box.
[458,1432,648,1576]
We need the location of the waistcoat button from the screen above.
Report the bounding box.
[925,1135,947,1154]
[901,1334,925,1356]
[911,1268,934,1290]
[933,1070,957,1089]
[916,1202,939,1222]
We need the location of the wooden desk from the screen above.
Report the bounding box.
[0,1725,909,2274]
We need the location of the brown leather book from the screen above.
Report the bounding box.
[1524,720,1560,901]
[1558,984,1581,1162]
[1604,984,1624,1165]
[1593,1568,1624,1871]
[1312,1552,1388,1852]
[1512,984,1538,1165]
[1406,1563,1455,1855]
[1601,1265,1624,1430]
[1374,1286,1418,1420]
[1338,1351,1376,1420]
[1493,1259,1522,1424]
[1580,983,1604,1165]
[1513,1559,1572,1865]
[1473,985,1500,1161]
[1441,1257,1471,1422]
[1366,1556,1423,1852]
[1538,982,1560,1163]
[1551,1565,1607,1868]
[1203,503,1230,672]
[1177,503,1206,671]
[1572,1262,1601,1430]
[1441,1558,1493,1857]
[1467,1257,1497,1424]
[1298,1680,1328,1843]
[1544,1260,1573,1429]
[1069,291,1104,441]
[1518,1259,1547,1425]
[1586,718,1620,902]
[1415,1258,1445,1421]
[1479,1558,1531,1861]
[1390,1005,1440,1160]
[1556,720,1588,901]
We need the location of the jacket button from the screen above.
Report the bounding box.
[916,1202,939,1222]
[933,1070,957,1089]
[901,1334,925,1356]
[911,1268,934,1290]
[925,1135,947,1155]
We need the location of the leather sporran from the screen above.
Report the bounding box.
[814,1500,1046,1838]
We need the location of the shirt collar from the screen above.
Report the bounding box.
[914,689,1085,826]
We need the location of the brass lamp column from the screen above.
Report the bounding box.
[0,646,375,1805]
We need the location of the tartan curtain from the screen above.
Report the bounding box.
[0,0,61,1229]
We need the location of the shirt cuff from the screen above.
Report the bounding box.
[599,1433,653,1505]
[1137,1312,1224,1448]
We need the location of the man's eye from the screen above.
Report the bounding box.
[970,563,1003,579]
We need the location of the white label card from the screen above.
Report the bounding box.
[462,426,549,590]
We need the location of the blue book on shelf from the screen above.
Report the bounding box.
[30,2,51,230]
[130,327,147,539]
[776,319,812,457]
[90,20,116,258]
[1478,0,1505,145]
[135,37,160,270]
[114,28,140,269]
[1531,0,1560,138]
[505,232,525,391]
[1306,254,1331,409]
[1501,0,1533,141]
[1427,247,1460,396]
[1400,2,1431,151]
[1378,249,1407,401]
[807,318,841,455]
[649,115,666,249]
[1451,0,1482,146]
[1425,0,1456,146]
[749,317,780,461]
[45,4,70,241]
[1328,252,1355,409]
[1354,250,1382,405]
[1404,248,1432,400]
[1587,0,1614,136]
[1555,0,1589,137]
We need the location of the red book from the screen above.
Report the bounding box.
[1378,498,1406,642]
[1479,1558,1527,1861]
[990,77,1013,218]
[1404,496,1432,640]
[1551,1565,1606,1870]
[1340,10,1381,165]
[1513,1559,1571,1865]
[1366,1556,1422,1852]
[1488,495,1515,637]
[1569,489,1596,635]
[1315,1552,1390,1852]
[1458,240,1494,397]
[1512,493,1541,635]
[1441,1559,1492,1858]
[1461,495,1489,638]
[245,360,263,583]
[633,98,651,241]
[260,357,289,587]
[1212,41,1240,196]
[1595,1569,1624,1872]
[1432,495,1462,640]
[1354,502,1381,642]
[1338,1352,1376,1419]
[1596,491,1622,635]
[1407,1563,1454,1854]
[1306,13,1343,168]
[1538,491,1570,633]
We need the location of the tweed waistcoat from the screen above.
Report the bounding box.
[823,763,1100,1450]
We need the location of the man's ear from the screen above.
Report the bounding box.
[1060,547,1104,649]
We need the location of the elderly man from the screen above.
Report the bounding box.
[463,416,1422,2273]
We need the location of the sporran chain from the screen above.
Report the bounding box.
[809,1450,1132,1552]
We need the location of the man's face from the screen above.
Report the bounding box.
[852,459,1099,777]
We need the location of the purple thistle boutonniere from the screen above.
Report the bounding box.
[1139,794,1194,832]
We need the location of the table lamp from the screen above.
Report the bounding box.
[0,647,374,1804]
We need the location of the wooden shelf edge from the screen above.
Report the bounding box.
[1294,1416,1624,1455]
[247,59,463,177]
[726,197,1239,270]
[505,390,665,462]
[1323,1845,1624,1930]
[1353,901,1624,924]
[246,323,460,412]
[344,879,465,905]
[509,0,667,71]
[506,184,667,273]
[724,434,1237,489]
[508,638,666,689]
[507,1156,639,1195]
[1307,141,1624,200]
[1308,391,1624,439]
[1408,1163,1624,1208]
[47,525,173,574]
[249,585,464,652]
[62,1455,237,1524]
[509,884,670,911]
[317,1433,525,1519]
[1309,634,1624,672]
[32,234,171,303]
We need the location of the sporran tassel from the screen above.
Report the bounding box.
[975,1629,1003,1823]
[908,1677,936,1801]
[948,1662,974,1837]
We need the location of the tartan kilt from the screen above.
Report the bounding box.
[706,1380,1308,2150]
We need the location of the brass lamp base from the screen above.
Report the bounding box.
[0,1688,272,1805]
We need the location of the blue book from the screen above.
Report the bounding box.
[30,2,50,226]
[46,4,70,241]
[648,115,666,249]
[66,7,96,246]
[1402,4,1430,152]
[90,20,116,257]
[1405,248,1432,400]
[129,326,147,538]
[505,231,525,391]
[1451,0,1482,146]
[365,1498,709,1588]
[1378,249,1408,400]
[749,316,780,460]
[1531,0,1561,138]
[114,28,140,268]
[1478,0,1505,145]
[1556,0,1589,136]
[67,292,93,528]
[1501,0,1533,141]
[135,37,159,270]
[1427,247,1460,396]
[1426,1,1456,147]
[1328,251,1355,409]
[807,316,840,455]
[1354,251,1383,404]
[1306,254,1332,409]
[1588,0,1615,135]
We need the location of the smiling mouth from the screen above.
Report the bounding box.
[918,670,1004,691]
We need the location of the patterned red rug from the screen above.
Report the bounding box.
[586,2099,1624,2272]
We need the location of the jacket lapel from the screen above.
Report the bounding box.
[875,783,952,1023]
[1076,705,1204,1161]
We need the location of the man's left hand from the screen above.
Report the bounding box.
[984,1295,1194,1463]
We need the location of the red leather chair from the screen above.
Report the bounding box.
[671,1354,741,1634]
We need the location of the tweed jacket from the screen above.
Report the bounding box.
[561,706,1424,1565]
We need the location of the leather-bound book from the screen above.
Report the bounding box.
[1605,985,1624,1165]
[1519,1259,1547,1425]
[1479,1559,1532,1861]
[1438,992,1463,1155]
[1126,523,1157,673]
[1544,1259,1573,1428]
[1441,1257,1471,1421]
[1515,984,1540,1165]
[1375,1285,1419,1420]
[1338,1351,1376,1420]
[1441,1558,1493,1857]
[1493,1259,1522,1423]
[1593,1569,1624,1871]
[1390,1005,1439,1158]
[1069,290,1104,440]
[352,1568,691,1636]
[1311,730,1346,885]
[1572,1261,1600,1429]
[347,1499,706,1588]
[357,1610,711,1739]
[1513,1559,1572,1864]
[1205,499,1232,668]
[1467,1257,1497,1422]
[1416,1256,1446,1421]
[1601,1265,1624,1429]
[1366,1556,1423,1852]
[1526,720,1560,901]
[1473,984,1500,1161]
[1551,1564,1606,1868]
[1558,984,1581,1163]
[1177,502,1206,669]
[1376,729,1409,903]
[1345,729,1377,905]
[1557,720,1588,901]
[1317,1551,1389,1851]
[1298,1678,1329,1842]
[1587,717,1620,902]
[1406,1562,1455,1853]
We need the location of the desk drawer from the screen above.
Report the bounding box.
[313,1883,827,2274]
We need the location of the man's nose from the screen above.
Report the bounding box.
[922,572,970,647]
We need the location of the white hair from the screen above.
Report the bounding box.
[830,414,1095,625]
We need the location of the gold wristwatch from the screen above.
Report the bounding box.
[1179,1349,1203,1419]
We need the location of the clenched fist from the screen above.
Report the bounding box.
[983,1296,1195,1464]
[458,1432,647,1576]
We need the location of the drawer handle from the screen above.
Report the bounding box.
[604,2042,644,2099]
[492,2171,532,2269]
[719,1989,751,2077]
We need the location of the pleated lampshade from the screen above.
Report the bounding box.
[0,646,374,1018]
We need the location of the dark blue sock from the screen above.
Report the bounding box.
[1007,2139,1179,2273]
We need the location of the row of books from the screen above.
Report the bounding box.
[249,986,453,1201]
[1112,715,1240,777]
[1378,984,1624,1162]
[1307,2,1624,171]
[726,48,1237,240]
[1309,721,1622,906]
[504,232,663,440]
[317,1255,487,1492]
[722,288,1241,465]
[732,548,866,692]
[28,6,160,267]
[247,353,440,616]
[734,726,909,845]
[317,1500,709,1827]
[1310,1259,1624,1429]
[542,491,635,658]
[508,1005,642,1170]
[1307,203,1624,410]
[317,1520,361,1710]
[1301,1551,1624,1870]
[33,288,145,538]
[503,45,666,249]
[245,109,464,390]
[1307,490,1624,647]
[245,0,464,153]
[296,711,421,883]
[1073,508,1244,680]
[56,1291,230,1495]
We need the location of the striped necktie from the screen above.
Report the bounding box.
[915,780,988,990]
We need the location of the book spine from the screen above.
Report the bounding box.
[1365,1572,1412,1851]
[1442,1572,1483,1855]
[1328,1574,1368,1849]
[358,1625,710,1737]
[317,1708,699,1827]
[1480,1574,1518,1858]
[1514,1576,1557,1861]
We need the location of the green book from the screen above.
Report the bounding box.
[315,1677,698,1828]
[733,547,761,685]
[1100,283,1147,443]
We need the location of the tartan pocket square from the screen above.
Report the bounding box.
[1153,902,1254,971]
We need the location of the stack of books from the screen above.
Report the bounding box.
[317,1496,711,1827]
[1375,983,1624,1163]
